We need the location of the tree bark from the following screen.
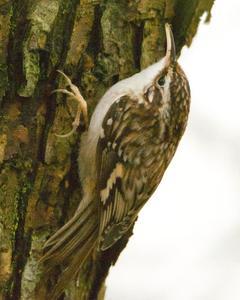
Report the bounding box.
[0,0,215,299]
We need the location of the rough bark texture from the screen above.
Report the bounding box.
[0,0,215,299]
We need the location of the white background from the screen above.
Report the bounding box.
[106,1,240,299]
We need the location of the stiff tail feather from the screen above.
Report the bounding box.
[41,201,98,298]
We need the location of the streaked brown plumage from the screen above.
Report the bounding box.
[42,24,190,298]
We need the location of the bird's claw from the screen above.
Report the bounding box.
[53,70,88,138]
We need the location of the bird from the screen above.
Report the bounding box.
[42,23,191,298]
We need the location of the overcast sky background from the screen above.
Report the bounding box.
[106,1,240,299]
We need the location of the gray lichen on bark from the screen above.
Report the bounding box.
[18,0,59,97]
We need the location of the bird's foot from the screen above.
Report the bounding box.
[52,70,88,138]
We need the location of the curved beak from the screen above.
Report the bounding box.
[165,23,176,66]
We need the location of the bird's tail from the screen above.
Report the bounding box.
[41,200,98,298]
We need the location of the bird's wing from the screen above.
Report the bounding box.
[96,95,159,250]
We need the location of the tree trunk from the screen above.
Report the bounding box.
[0,0,214,299]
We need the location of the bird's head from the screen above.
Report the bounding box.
[140,23,177,103]
[136,24,181,99]
[130,24,190,128]
[127,24,189,110]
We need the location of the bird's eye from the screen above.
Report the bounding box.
[157,76,165,87]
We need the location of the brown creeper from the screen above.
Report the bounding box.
[42,23,190,297]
